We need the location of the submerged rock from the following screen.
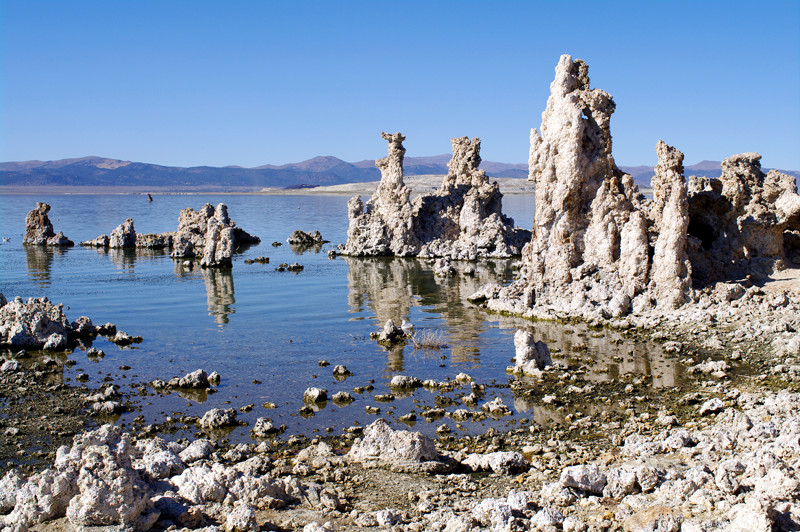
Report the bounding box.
[340,132,530,259]
[23,202,74,246]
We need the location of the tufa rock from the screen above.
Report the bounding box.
[23,202,74,246]
[346,418,451,473]
[287,230,328,246]
[512,329,553,374]
[199,408,238,429]
[474,54,800,321]
[341,132,530,259]
[0,296,71,350]
[686,152,800,284]
[109,218,137,248]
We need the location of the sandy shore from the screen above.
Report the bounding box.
[258,175,537,196]
[0,178,656,198]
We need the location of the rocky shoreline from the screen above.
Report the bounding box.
[0,267,798,530]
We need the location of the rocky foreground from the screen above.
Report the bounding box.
[1,379,798,531]
[0,266,798,531]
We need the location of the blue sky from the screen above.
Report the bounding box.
[1,0,798,169]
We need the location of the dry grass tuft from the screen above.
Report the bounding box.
[411,329,448,351]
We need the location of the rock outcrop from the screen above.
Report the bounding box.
[173,203,259,268]
[687,153,800,283]
[1,424,313,531]
[80,203,260,268]
[2,425,158,531]
[0,295,100,350]
[340,132,530,259]
[109,218,137,248]
[23,203,73,246]
[475,54,800,320]
[199,219,235,268]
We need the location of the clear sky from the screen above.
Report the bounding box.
[1,0,798,169]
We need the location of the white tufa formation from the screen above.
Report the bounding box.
[473,54,800,320]
[341,133,531,259]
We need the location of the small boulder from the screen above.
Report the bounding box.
[198,408,238,429]
[560,464,607,494]
[303,387,328,403]
[699,398,725,415]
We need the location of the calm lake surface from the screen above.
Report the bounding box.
[0,193,681,442]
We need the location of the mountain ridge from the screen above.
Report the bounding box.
[1,155,797,190]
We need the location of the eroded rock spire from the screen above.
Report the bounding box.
[473,54,800,321]
[341,132,530,259]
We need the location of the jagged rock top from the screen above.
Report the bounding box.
[475,54,800,322]
[23,202,73,246]
[340,132,530,259]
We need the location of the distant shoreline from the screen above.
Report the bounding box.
[0,176,656,197]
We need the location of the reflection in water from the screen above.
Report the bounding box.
[25,246,67,287]
[289,243,324,255]
[202,268,235,325]
[503,319,683,389]
[91,247,170,271]
[345,257,516,372]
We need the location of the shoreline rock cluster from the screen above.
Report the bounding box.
[340,133,531,259]
[472,54,800,323]
[0,293,134,351]
[2,382,798,531]
[79,203,260,268]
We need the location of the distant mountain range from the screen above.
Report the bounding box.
[1,155,797,190]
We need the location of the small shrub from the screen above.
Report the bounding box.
[411,329,448,351]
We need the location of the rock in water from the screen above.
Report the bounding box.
[109,218,137,248]
[287,230,327,246]
[80,203,259,259]
[512,329,552,374]
[200,220,235,268]
[341,132,531,259]
[23,202,74,246]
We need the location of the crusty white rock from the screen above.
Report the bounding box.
[341,133,530,259]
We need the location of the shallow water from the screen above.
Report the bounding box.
[0,193,684,442]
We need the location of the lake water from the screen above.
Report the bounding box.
[0,193,682,442]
